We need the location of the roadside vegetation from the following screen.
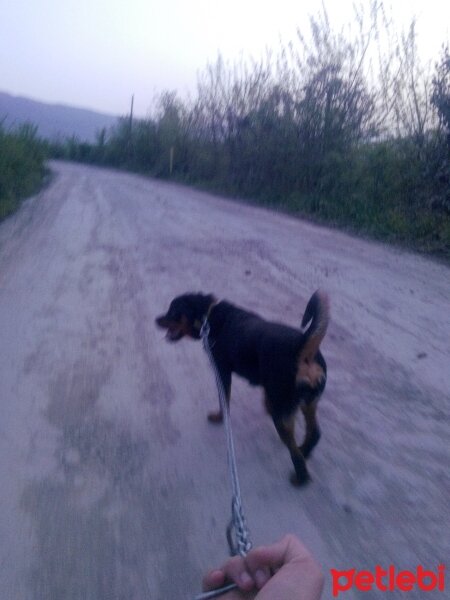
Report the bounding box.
[0,123,47,221]
[50,3,449,258]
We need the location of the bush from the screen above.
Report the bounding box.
[0,123,47,220]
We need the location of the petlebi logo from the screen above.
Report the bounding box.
[330,564,446,597]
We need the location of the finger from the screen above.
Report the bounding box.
[253,566,271,589]
[245,534,313,577]
[221,556,256,592]
[202,569,226,592]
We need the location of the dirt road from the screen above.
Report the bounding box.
[0,161,448,599]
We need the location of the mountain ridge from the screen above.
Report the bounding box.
[0,91,120,142]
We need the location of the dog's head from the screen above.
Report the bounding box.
[155,293,216,342]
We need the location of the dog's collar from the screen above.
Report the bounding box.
[205,299,220,321]
[194,300,221,333]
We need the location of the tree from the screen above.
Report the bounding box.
[432,46,450,142]
[429,45,450,213]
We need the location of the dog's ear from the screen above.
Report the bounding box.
[182,293,215,318]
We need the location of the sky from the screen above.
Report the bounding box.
[1,0,449,118]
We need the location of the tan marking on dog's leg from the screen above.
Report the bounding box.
[207,411,224,423]
[273,414,310,485]
[275,415,299,453]
[300,399,321,459]
[208,372,230,424]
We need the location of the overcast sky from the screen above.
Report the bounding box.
[1,0,449,118]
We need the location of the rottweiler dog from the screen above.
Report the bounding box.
[155,290,329,486]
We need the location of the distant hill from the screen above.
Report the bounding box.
[0,91,120,142]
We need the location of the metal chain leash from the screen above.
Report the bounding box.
[200,317,253,557]
[192,317,253,600]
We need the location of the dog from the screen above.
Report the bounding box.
[155,290,329,486]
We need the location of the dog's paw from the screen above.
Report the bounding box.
[290,471,312,487]
[207,411,224,424]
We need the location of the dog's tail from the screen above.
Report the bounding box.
[299,290,330,361]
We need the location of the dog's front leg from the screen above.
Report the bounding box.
[272,414,310,486]
[208,368,231,424]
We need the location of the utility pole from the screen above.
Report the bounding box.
[128,94,134,163]
[169,146,174,175]
[129,94,134,133]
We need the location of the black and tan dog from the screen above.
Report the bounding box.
[155,290,329,486]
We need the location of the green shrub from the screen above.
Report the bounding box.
[0,123,47,220]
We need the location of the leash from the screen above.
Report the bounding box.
[192,317,253,600]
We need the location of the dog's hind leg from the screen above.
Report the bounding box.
[272,413,310,486]
[299,399,321,459]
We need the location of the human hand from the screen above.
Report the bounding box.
[202,534,324,600]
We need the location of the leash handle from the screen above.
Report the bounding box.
[193,582,238,599]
